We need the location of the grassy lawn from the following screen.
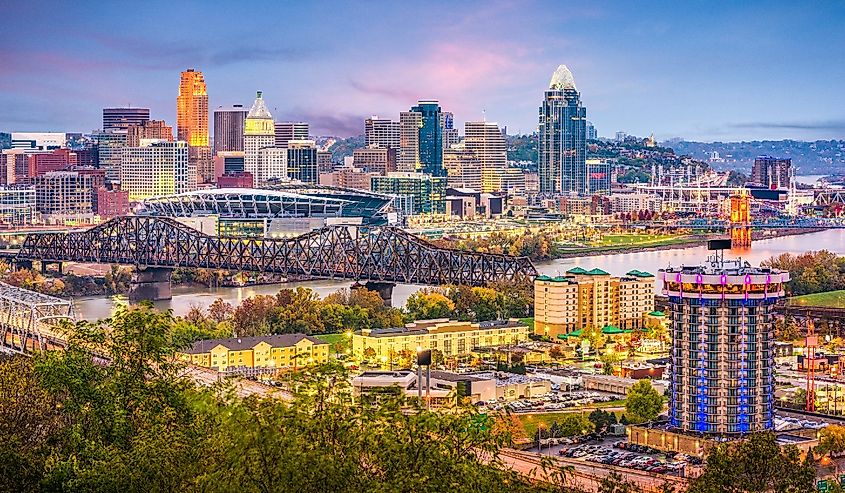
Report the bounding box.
[516,402,627,437]
[520,317,535,328]
[593,234,686,248]
[314,333,350,353]
[789,290,845,308]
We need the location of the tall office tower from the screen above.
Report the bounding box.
[353,145,397,175]
[410,100,444,176]
[538,65,587,194]
[126,120,174,147]
[286,140,318,183]
[398,111,422,172]
[586,121,597,141]
[120,141,194,201]
[441,111,459,151]
[365,117,401,150]
[274,122,309,148]
[103,107,150,131]
[464,121,507,193]
[660,258,789,434]
[371,172,447,215]
[259,147,288,182]
[243,91,276,186]
[443,143,482,191]
[95,130,128,184]
[176,69,212,183]
[751,156,791,189]
[213,105,249,153]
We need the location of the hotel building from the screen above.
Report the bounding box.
[352,318,529,361]
[661,259,789,434]
[534,268,655,338]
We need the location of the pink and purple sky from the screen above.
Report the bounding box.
[1,0,844,141]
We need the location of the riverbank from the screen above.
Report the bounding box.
[548,227,826,260]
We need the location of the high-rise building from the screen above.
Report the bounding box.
[26,148,78,177]
[120,141,194,201]
[213,105,249,153]
[317,150,333,173]
[410,100,444,176]
[371,172,447,215]
[95,130,128,184]
[751,156,791,189]
[126,120,174,147]
[274,122,309,148]
[586,159,612,194]
[258,147,288,182]
[243,91,277,186]
[465,121,507,193]
[34,170,100,216]
[286,140,318,184]
[10,132,66,150]
[538,65,587,194]
[103,107,150,131]
[586,121,597,141]
[365,117,401,150]
[353,145,396,175]
[319,166,378,191]
[0,133,11,150]
[443,143,482,191]
[661,258,789,434]
[441,111,460,151]
[398,111,422,173]
[176,69,212,184]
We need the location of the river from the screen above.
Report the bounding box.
[71,228,845,321]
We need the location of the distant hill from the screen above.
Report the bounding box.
[667,139,845,175]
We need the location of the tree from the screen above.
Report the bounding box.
[557,414,594,437]
[600,351,622,375]
[588,409,618,432]
[406,289,456,320]
[363,347,376,361]
[231,294,277,336]
[688,432,815,493]
[819,425,845,457]
[598,472,637,493]
[208,298,234,323]
[625,379,663,424]
[549,345,565,360]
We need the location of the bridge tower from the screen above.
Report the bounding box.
[729,190,752,248]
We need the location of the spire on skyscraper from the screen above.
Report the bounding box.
[247,91,273,119]
[549,64,577,90]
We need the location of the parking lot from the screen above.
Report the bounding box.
[481,390,621,413]
[529,438,700,478]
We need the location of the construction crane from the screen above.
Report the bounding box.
[806,319,817,412]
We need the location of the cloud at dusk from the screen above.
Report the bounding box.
[0,0,843,141]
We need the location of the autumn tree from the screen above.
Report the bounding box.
[406,289,456,320]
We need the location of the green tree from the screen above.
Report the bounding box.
[688,432,815,493]
[819,424,845,456]
[624,379,663,424]
[557,413,594,437]
[406,289,456,320]
[588,409,618,432]
[598,471,637,493]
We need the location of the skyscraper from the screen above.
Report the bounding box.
[441,111,459,150]
[751,156,791,189]
[538,65,587,195]
[586,121,597,141]
[398,111,422,173]
[213,105,249,153]
[243,91,276,186]
[286,140,318,183]
[126,120,174,147]
[661,258,789,434]
[95,130,127,184]
[410,100,444,176]
[443,143,482,191]
[176,69,212,183]
[103,107,150,131]
[365,117,400,150]
[120,141,194,201]
[274,122,309,148]
[464,121,507,193]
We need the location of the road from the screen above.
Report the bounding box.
[498,448,689,493]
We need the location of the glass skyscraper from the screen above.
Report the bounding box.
[410,100,444,177]
[538,65,588,195]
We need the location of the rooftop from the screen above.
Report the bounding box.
[549,64,577,90]
[181,333,325,354]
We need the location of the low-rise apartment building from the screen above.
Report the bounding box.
[177,333,330,372]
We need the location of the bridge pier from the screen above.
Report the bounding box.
[128,267,173,303]
[40,261,63,275]
[353,281,395,306]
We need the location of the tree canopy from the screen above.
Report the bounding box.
[624,379,663,424]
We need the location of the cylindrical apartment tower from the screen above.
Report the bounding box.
[660,259,789,434]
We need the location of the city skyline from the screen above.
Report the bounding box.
[1,1,844,141]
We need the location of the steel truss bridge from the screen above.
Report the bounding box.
[11,216,537,286]
[0,282,75,355]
